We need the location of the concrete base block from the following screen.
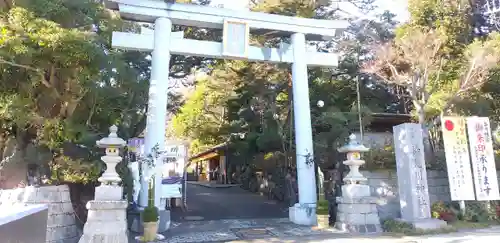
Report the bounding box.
[334,222,382,233]
[289,203,317,226]
[79,200,128,243]
[78,230,128,243]
[398,217,447,230]
[334,196,382,234]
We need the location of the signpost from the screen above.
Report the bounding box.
[466,117,500,201]
[159,144,187,208]
[441,116,476,201]
[441,116,500,208]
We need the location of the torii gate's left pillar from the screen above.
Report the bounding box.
[289,32,317,226]
[138,17,172,234]
[139,17,172,209]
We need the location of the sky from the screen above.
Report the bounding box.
[371,0,409,22]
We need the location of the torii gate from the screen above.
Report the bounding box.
[105,0,347,226]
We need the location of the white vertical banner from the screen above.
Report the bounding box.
[441,117,476,200]
[466,117,500,201]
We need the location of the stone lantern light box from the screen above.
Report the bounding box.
[338,134,370,186]
[106,147,120,156]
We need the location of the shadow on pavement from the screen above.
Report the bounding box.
[171,184,288,222]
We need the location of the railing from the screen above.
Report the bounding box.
[0,204,48,243]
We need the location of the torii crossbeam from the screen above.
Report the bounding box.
[105,0,348,228]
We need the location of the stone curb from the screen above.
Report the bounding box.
[187,182,241,188]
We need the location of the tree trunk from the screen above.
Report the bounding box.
[330,158,346,224]
[415,104,434,165]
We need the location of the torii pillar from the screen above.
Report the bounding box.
[105,0,347,226]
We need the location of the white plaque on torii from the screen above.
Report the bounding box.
[222,19,250,59]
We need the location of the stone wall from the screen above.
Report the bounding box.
[337,169,500,220]
[352,132,393,149]
[0,185,81,243]
[359,170,451,220]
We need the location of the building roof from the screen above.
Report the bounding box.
[188,143,227,162]
[369,113,413,131]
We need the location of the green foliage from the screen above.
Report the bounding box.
[406,0,472,56]
[461,202,498,223]
[383,218,497,236]
[142,205,159,223]
[317,199,329,215]
[430,201,500,224]
[170,79,228,155]
[382,219,415,234]
[143,176,159,222]
[48,155,101,184]
[363,144,446,170]
[0,0,153,185]
[430,201,458,222]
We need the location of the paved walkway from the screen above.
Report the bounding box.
[170,183,288,222]
[163,218,344,243]
[132,184,500,243]
[158,218,500,243]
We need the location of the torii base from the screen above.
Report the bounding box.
[289,203,317,226]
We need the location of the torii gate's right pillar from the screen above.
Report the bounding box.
[289,32,317,226]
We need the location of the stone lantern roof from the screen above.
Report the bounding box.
[337,134,369,153]
[96,125,126,148]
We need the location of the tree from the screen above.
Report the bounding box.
[0,0,153,185]
[364,7,500,126]
[170,76,230,155]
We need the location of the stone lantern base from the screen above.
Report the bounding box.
[334,184,382,234]
[78,200,128,243]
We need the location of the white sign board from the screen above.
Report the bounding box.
[393,123,431,221]
[466,117,500,201]
[441,116,476,200]
[161,184,182,198]
[160,144,187,199]
[222,20,249,59]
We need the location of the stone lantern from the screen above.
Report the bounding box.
[94,125,126,201]
[335,134,382,233]
[337,134,370,197]
[79,125,128,243]
[96,125,126,185]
